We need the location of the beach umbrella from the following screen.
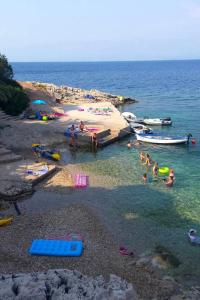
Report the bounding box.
[32,99,47,105]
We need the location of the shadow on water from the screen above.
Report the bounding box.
[12,179,200,283]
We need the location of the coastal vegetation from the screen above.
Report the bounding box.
[0,53,29,115]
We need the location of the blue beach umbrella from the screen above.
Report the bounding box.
[32,99,47,105]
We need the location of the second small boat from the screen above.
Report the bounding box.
[135,133,191,144]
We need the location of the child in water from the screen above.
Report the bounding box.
[145,153,152,166]
[142,173,147,183]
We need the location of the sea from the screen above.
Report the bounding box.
[12,61,200,283]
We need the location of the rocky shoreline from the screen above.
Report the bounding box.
[0,269,137,300]
[26,81,137,107]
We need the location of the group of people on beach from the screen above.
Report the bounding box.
[69,121,98,151]
[140,151,175,187]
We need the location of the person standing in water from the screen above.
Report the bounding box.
[140,152,146,162]
[165,175,174,187]
[169,168,175,179]
[92,132,98,151]
[145,153,152,166]
[153,162,159,177]
[142,173,148,183]
[79,121,85,132]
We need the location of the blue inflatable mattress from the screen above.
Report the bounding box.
[29,240,83,256]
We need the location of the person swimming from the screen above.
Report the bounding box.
[127,140,132,148]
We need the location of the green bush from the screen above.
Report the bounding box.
[0,83,30,116]
[0,54,13,81]
[0,53,30,116]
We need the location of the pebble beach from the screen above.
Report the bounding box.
[1,78,200,299]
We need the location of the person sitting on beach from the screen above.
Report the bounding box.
[153,162,159,177]
[145,153,152,166]
[165,175,174,187]
[142,173,147,183]
[79,121,85,132]
[140,152,146,162]
[127,140,132,149]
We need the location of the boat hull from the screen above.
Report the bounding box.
[136,134,188,144]
[143,118,172,126]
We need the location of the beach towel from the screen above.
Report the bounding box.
[86,127,99,132]
[75,174,88,188]
[26,165,49,176]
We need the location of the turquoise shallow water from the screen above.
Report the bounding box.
[13,61,200,280]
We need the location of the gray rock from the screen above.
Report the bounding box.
[0,269,138,300]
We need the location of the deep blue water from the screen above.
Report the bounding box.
[13,61,200,280]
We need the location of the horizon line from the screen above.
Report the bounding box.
[11,58,200,63]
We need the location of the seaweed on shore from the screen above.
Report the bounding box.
[154,245,181,268]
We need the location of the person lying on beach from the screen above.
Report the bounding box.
[142,173,147,183]
[140,151,146,162]
[152,162,159,177]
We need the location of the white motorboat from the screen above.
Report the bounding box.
[122,112,137,122]
[135,127,153,134]
[135,133,190,144]
[130,123,153,134]
[143,117,172,126]
[122,112,143,123]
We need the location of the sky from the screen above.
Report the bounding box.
[1,0,200,62]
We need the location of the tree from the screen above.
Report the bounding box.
[0,53,29,115]
[0,53,13,81]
